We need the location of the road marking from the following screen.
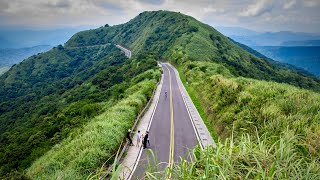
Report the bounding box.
[127,73,163,180]
[164,64,175,179]
[166,63,203,150]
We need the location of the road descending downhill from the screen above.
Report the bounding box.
[133,63,198,179]
[116,44,132,58]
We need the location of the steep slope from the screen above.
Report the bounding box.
[66,10,320,91]
[1,10,320,179]
[0,43,160,178]
[65,10,320,178]
[130,11,319,178]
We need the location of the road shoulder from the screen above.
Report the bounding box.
[166,63,216,149]
[118,67,164,180]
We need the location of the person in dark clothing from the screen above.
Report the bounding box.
[127,129,133,146]
[143,131,149,149]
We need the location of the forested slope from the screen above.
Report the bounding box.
[0,44,160,178]
[1,10,319,179]
[66,10,320,91]
[66,10,320,178]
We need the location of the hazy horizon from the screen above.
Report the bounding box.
[0,0,319,33]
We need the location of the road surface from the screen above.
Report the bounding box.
[133,63,198,179]
[116,44,132,58]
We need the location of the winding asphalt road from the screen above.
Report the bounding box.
[133,63,198,179]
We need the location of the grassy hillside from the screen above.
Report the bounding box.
[0,43,160,178]
[144,61,320,179]
[26,77,159,179]
[67,10,320,92]
[98,11,320,178]
[1,10,320,179]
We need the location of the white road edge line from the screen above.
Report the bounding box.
[165,63,204,150]
[127,69,164,180]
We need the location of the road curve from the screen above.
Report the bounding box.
[132,63,198,179]
[116,44,132,58]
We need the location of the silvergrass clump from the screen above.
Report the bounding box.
[161,60,320,179]
[26,79,158,179]
[144,130,320,179]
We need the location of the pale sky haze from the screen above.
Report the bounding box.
[0,0,319,33]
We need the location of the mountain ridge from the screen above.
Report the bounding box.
[65,10,320,91]
[1,10,319,179]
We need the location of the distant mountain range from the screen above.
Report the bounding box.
[281,40,320,46]
[217,26,320,77]
[216,26,320,46]
[215,26,260,37]
[1,11,319,179]
[0,27,97,49]
[0,45,52,68]
[253,46,320,77]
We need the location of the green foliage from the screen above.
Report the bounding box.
[0,43,160,178]
[155,60,320,178]
[165,24,320,91]
[145,131,320,179]
[2,10,320,179]
[26,80,158,179]
[153,12,320,178]
[182,62,320,147]
[65,11,195,59]
[66,10,320,90]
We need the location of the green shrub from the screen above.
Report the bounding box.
[26,80,157,179]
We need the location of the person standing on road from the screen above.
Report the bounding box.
[143,131,149,149]
[127,129,133,146]
[136,130,141,147]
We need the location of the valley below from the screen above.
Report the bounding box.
[0,10,319,179]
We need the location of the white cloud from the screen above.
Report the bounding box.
[283,0,296,9]
[303,0,320,7]
[240,0,274,17]
[0,0,319,33]
[203,6,225,14]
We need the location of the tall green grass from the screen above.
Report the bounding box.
[177,60,319,178]
[145,129,320,179]
[183,61,320,149]
[148,53,320,178]
[26,78,159,179]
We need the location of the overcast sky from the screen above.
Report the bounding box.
[0,0,319,33]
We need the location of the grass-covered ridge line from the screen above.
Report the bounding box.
[57,10,320,178]
[152,58,320,178]
[181,61,320,145]
[1,10,320,179]
[26,78,159,179]
[65,10,320,92]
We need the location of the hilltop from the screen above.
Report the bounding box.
[66,10,320,91]
[1,10,319,179]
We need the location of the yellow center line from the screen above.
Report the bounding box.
[166,64,174,179]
